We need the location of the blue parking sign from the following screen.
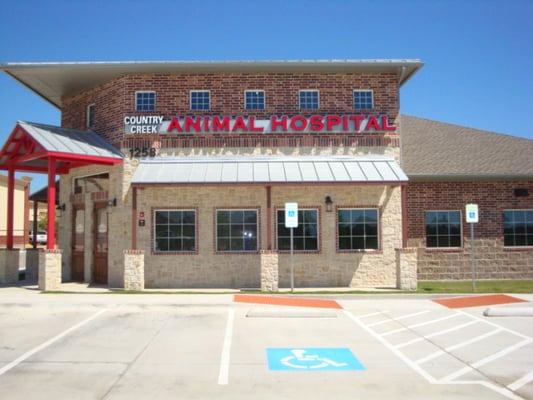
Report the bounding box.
[266,348,365,371]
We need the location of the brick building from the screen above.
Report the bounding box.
[0,60,531,290]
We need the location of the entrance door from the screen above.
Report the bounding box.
[71,205,85,281]
[93,203,108,284]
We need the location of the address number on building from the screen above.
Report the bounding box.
[129,147,157,158]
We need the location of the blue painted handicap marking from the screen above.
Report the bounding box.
[266,348,365,371]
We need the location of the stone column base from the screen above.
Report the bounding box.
[260,250,279,292]
[38,249,62,291]
[25,249,40,283]
[0,249,20,284]
[396,248,418,291]
[124,250,145,291]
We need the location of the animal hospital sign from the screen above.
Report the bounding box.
[123,115,397,135]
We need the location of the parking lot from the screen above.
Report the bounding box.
[0,288,532,399]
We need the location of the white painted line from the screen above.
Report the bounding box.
[441,338,533,382]
[346,310,525,400]
[415,329,502,365]
[381,313,461,337]
[0,308,107,377]
[367,310,430,327]
[355,311,387,319]
[435,380,525,400]
[457,310,532,341]
[396,320,478,349]
[343,310,437,383]
[217,307,235,386]
[508,370,533,391]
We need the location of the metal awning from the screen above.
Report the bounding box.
[131,156,408,185]
[0,121,123,173]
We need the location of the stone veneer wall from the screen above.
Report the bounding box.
[59,161,132,287]
[58,145,401,288]
[134,182,401,288]
[410,238,533,280]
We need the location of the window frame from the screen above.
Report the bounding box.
[190,90,211,111]
[135,90,156,112]
[424,210,463,249]
[275,207,320,253]
[244,89,266,110]
[298,89,320,110]
[502,209,533,248]
[215,208,260,254]
[152,208,198,255]
[336,207,381,253]
[86,103,95,129]
[353,89,374,110]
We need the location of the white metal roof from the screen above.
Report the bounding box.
[131,156,408,185]
[17,121,123,159]
[0,59,423,108]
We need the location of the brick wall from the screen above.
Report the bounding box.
[407,181,533,240]
[61,72,399,145]
[407,181,533,280]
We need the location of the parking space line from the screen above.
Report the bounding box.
[217,308,235,386]
[508,370,533,391]
[355,311,387,319]
[381,313,460,337]
[442,338,533,382]
[457,310,532,341]
[0,308,107,377]
[343,310,437,383]
[396,320,478,349]
[415,328,502,365]
[366,310,430,327]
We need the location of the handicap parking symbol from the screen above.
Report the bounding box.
[266,348,365,371]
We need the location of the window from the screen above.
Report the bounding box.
[216,210,258,252]
[190,90,210,110]
[154,210,196,252]
[135,91,156,111]
[353,90,373,110]
[245,90,265,110]
[277,209,319,251]
[299,90,319,110]
[338,208,379,250]
[425,211,462,248]
[503,210,533,246]
[86,104,95,128]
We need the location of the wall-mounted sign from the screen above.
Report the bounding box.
[138,219,145,227]
[139,211,145,218]
[124,115,396,135]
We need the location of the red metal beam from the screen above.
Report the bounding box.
[0,165,69,174]
[47,157,56,249]
[47,151,122,165]
[33,201,38,249]
[6,167,15,249]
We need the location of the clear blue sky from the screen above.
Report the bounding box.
[0,0,532,190]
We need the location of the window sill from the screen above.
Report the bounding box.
[503,246,533,252]
[424,247,464,253]
[215,250,259,255]
[152,251,198,256]
[337,249,382,254]
[276,250,320,255]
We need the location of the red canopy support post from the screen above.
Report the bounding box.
[32,201,38,249]
[6,166,15,249]
[46,157,56,250]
